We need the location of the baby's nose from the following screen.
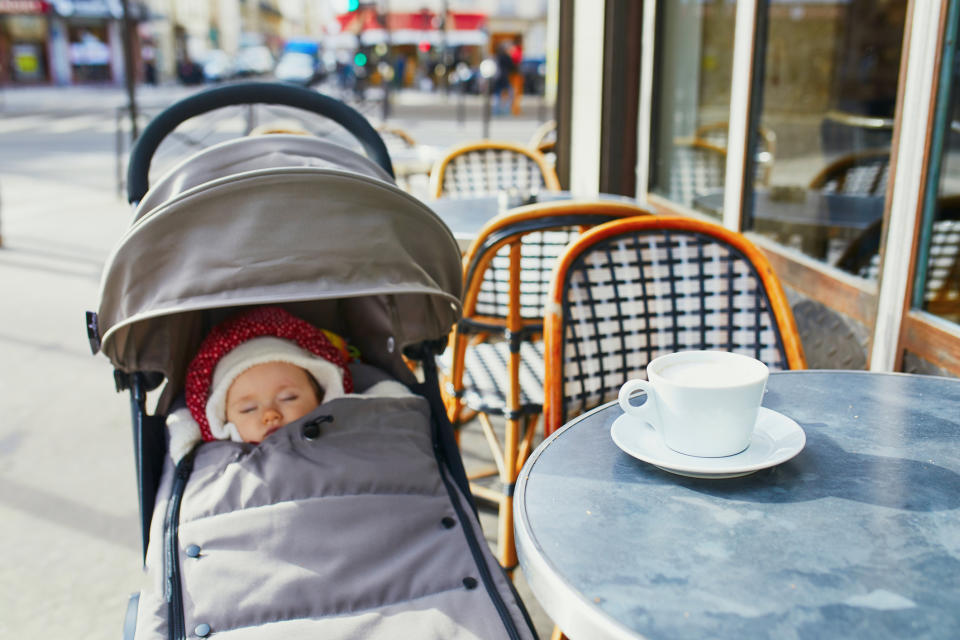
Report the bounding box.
[262,408,282,425]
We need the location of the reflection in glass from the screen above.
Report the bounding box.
[747,0,906,271]
[921,60,960,324]
[649,1,737,217]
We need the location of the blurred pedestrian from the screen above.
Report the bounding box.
[493,44,515,115]
[509,40,524,115]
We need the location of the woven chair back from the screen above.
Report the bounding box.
[431,141,560,199]
[667,141,726,207]
[470,228,581,321]
[809,150,890,196]
[544,216,804,432]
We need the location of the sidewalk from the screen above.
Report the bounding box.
[0,81,551,123]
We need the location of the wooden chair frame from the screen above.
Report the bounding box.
[443,200,653,570]
[693,121,776,185]
[808,148,891,195]
[428,140,561,199]
[543,215,806,437]
[528,119,558,155]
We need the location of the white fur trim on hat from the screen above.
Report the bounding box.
[205,336,346,440]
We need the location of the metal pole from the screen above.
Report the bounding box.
[381,0,392,121]
[119,0,139,142]
[441,0,449,95]
[116,107,124,198]
[483,78,491,139]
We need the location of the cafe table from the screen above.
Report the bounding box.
[514,370,960,639]
[693,189,884,260]
[427,191,637,251]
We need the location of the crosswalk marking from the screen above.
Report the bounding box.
[0,111,352,136]
[47,114,106,133]
[0,115,49,133]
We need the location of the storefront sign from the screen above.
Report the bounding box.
[53,0,121,18]
[0,0,50,14]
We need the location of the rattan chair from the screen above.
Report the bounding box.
[694,121,777,186]
[428,140,561,199]
[528,119,557,166]
[542,215,806,437]
[441,200,653,571]
[667,140,727,208]
[528,119,557,154]
[834,202,960,320]
[809,149,890,196]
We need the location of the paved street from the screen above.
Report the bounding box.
[0,82,553,638]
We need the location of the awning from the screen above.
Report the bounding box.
[52,0,148,19]
[333,9,487,48]
[0,0,50,14]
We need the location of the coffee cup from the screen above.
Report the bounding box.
[617,351,769,457]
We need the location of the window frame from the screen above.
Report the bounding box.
[633,0,960,376]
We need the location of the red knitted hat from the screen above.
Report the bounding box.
[185,306,354,441]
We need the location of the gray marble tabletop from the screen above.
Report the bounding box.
[427,191,637,251]
[514,370,960,639]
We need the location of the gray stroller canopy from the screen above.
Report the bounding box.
[134,134,394,218]
[96,137,462,395]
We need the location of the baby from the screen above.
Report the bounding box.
[225,360,321,444]
[166,305,362,459]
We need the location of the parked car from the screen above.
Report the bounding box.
[202,50,235,83]
[235,46,274,77]
[274,52,318,86]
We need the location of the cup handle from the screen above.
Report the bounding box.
[618,379,657,427]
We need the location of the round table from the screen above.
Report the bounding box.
[428,191,636,252]
[514,370,960,639]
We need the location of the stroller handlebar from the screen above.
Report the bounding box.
[127,82,395,204]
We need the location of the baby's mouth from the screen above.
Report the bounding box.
[262,426,281,440]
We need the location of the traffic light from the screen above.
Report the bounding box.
[354,52,368,66]
[347,0,359,10]
[418,41,431,53]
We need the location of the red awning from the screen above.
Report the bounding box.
[334,10,487,37]
[0,0,50,14]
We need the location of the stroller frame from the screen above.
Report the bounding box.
[90,82,538,639]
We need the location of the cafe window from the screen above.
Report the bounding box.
[648,0,737,216]
[917,31,960,325]
[745,0,907,270]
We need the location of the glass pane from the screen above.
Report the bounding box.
[648,0,737,217]
[922,47,960,324]
[746,0,907,272]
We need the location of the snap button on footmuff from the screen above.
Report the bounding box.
[302,415,333,440]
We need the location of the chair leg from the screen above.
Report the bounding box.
[550,625,568,640]
[516,413,539,470]
[497,413,522,572]
[497,490,518,571]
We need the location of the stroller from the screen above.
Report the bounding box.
[88,83,538,639]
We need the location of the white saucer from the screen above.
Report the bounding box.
[610,407,806,479]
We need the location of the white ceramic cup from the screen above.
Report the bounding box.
[617,351,769,457]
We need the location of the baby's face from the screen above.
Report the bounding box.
[225,361,321,444]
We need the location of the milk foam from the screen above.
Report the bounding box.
[658,360,760,386]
